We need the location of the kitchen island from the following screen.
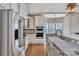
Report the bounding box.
[47,36,79,56]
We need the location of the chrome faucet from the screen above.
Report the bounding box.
[55,29,62,39]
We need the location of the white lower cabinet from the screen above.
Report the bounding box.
[47,40,66,56]
[53,46,64,56]
[53,46,60,56]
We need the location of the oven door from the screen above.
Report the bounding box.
[36,33,43,37]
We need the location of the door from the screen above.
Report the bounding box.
[18,17,24,48]
[8,10,19,56]
[0,9,19,56]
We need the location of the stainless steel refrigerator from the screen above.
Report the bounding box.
[0,9,24,56]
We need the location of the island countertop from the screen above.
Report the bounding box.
[63,34,79,41]
[46,33,79,41]
[48,36,79,56]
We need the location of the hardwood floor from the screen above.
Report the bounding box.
[25,44,46,56]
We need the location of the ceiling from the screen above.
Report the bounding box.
[26,3,79,16]
[27,3,67,15]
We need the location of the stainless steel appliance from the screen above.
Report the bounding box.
[0,9,25,56]
[36,26,44,39]
[18,17,25,48]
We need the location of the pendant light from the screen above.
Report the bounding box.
[67,3,77,14]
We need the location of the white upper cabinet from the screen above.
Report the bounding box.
[70,14,79,33]
[20,4,28,29]
[35,16,39,26]
[63,15,70,34]
[0,3,28,19]
[28,16,35,29]
[0,3,19,12]
[20,4,27,19]
[0,3,9,9]
[10,3,19,13]
[63,14,79,34]
[0,3,28,30]
[35,16,44,26]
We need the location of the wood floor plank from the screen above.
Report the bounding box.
[25,44,46,56]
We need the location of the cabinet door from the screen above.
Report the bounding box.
[53,46,60,56]
[39,16,44,26]
[35,16,44,26]
[10,3,19,13]
[35,16,40,26]
[29,17,35,29]
[20,4,28,19]
[0,3,9,9]
[70,14,79,33]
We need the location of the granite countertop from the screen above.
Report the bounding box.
[63,34,79,41]
[48,37,79,56]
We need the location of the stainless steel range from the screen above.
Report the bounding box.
[36,26,44,39]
